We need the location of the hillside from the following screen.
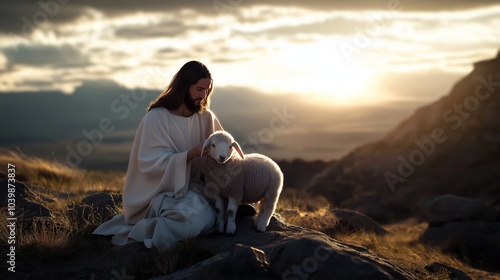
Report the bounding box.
[2,151,498,279]
[309,51,500,223]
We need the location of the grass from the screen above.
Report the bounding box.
[277,188,331,212]
[0,148,124,194]
[280,209,500,280]
[1,149,498,279]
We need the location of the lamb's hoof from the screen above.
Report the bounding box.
[256,223,267,232]
[236,204,256,219]
[226,223,237,235]
[226,232,235,236]
[216,223,225,234]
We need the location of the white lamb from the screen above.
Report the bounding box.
[201,131,283,234]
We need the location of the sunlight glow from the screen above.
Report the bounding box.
[270,42,375,105]
[207,40,379,106]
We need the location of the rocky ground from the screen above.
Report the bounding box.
[4,177,497,279]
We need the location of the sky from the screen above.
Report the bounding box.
[0,0,499,170]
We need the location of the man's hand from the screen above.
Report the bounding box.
[187,142,206,161]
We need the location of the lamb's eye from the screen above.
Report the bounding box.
[211,144,215,148]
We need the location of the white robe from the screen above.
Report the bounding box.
[93,107,223,251]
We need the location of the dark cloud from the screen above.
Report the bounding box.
[0,1,83,34]
[1,0,498,35]
[3,44,90,68]
[114,20,187,39]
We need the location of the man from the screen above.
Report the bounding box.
[93,61,224,250]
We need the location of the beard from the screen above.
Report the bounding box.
[184,94,203,113]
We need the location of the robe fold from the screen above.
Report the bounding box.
[93,107,223,250]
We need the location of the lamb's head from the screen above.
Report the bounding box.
[202,131,245,163]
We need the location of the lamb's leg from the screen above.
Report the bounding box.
[256,188,280,232]
[254,199,266,227]
[214,197,225,233]
[226,198,238,235]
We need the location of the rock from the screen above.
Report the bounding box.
[420,220,500,272]
[57,192,79,199]
[0,179,52,224]
[424,262,471,280]
[71,192,122,219]
[229,244,269,273]
[195,215,290,253]
[81,192,122,207]
[174,244,274,280]
[161,216,416,280]
[0,179,31,207]
[269,237,411,280]
[418,195,497,226]
[332,209,388,235]
[16,201,51,220]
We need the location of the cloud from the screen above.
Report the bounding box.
[0,52,7,70]
[3,44,90,68]
[2,0,500,35]
[0,0,83,34]
[113,18,188,39]
[0,0,498,111]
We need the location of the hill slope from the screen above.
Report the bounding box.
[310,51,500,223]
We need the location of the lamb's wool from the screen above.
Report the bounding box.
[202,131,283,233]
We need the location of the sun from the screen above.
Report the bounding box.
[275,43,375,105]
[207,41,376,106]
[313,59,372,105]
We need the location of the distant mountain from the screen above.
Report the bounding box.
[309,51,500,223]
[0,81,419,170]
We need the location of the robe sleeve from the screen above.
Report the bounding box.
[123,109,190,224]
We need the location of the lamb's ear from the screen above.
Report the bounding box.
[201,138,211,157]
[232,141,245,159]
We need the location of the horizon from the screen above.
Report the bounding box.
[1,1,499,170]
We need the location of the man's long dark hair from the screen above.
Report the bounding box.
[147,61,213,112]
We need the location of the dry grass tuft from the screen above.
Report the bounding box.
[281,206,340,235]
[277,188,330,212]
[0,148,124,194]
